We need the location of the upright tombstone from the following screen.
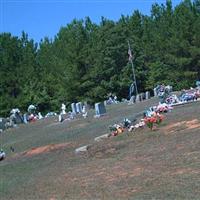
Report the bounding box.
[136,94,142,103]
[61,103,66,115]
[0,118,7,131]
[16,114,23,124]
[153,88,157,97]
[79,102,83,112]
[71,103,77,114]
[141,93,145,101]
[58,114,64,122]
[82,105,86,114]
[76,102,82,113]
[23,114,28,124]
[128,95,136,105]
[145,91,151,100]
[38,112,43,120]
[76,103,80,113]
[95,102,106,117]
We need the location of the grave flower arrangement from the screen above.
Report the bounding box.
[144,113,164,130]
[109,124,124,136]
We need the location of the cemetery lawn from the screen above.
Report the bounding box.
[1,98,200,199]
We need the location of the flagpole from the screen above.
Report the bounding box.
[128,41,138,96]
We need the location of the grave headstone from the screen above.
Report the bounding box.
[71,103,77,114]
[23,114,28,124]
[38,112,43,120]
[15,113,23,124]
[76,102,82,113]
[136,94,142,102]
[153,88,157,96]
[128,95,136,105]
[82,105,86,114]
[58,114,64,122]
[141,93,145,101]
[95,102,106,117]
[79,102,83,112]
[0,118,7,131]
[145,91,151,100]
[61,103,66,115]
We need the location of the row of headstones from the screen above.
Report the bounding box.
[129,91,151,104]
[153,85,173,97]
[71,102,84,114]
[70,90,153,118]
[95,91,151,117]
[71,101,107,117]
[72,91,151,118]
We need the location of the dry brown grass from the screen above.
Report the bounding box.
[1,100,200,199]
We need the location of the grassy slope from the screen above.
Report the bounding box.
[0,98,200,199]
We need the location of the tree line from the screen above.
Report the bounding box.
[0,0,200,116]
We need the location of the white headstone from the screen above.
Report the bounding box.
[145,91,150,100]
[61,103,66,114]
[82,105,86,113]
[58,114,64,122]
[38,112,43,119]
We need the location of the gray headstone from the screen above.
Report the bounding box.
[0,118,7,131]
[153,88,157,96]
[23,114,28,124]
[79,102,83,112]
[136,94,142,102]
[15,113,23,124]
[71,103,77,114]
[141,93,145,101]
[145,91,150,100]
[76,102,82,113]
[128,95,136,104]
[95,102,106,117]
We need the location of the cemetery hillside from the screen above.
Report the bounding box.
[1,0,200,199]
[0,98,200,199]
[0,0,200,116]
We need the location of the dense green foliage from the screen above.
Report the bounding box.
[0,0,200,116]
